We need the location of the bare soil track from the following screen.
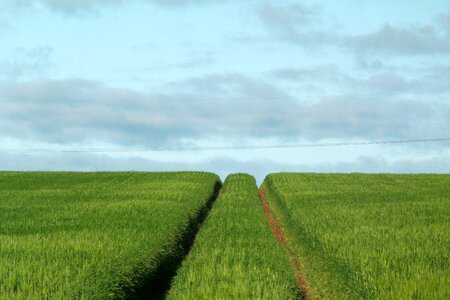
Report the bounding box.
[258,189,310,299]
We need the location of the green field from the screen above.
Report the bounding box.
[262,173,450,299]
[168,174,299,299]
[1,171,449,299]
[0,172,220,299]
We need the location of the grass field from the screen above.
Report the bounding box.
[262,173,450,299]
[2,171,449,299]
[0,171,220,299]
[168,173,300,299]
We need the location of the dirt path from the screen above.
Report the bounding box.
[258,189,310,299]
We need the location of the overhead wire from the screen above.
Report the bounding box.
[0,138,449,153]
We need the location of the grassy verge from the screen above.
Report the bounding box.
[262,173,450,299]
[168,173,299,299]
[0,171,220,299]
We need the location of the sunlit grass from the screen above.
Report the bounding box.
[0,171,220,299]
[262,173,450,299]
[168,173,299,299]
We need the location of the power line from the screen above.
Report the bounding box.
[0,138,449,153]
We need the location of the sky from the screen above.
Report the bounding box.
[0,0,449,183]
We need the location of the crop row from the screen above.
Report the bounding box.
[0,171,220,299]
[168,173,300,299]
[262,173,450,299]
[2,171,448,299]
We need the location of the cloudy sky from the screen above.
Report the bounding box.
[0,0,449,182]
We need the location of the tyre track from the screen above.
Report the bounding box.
[258,189,310,299]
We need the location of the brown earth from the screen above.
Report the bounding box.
[258,189,310,299]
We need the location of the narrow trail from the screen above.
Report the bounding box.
[258,189,310,299]
[148,182,222,300]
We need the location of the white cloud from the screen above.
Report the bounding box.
[0,47,52,79]
[1,75,448,148]
[436,10,450,34]
[348,24,450,56]
[256,3,450,57]
[256,2,336,48]
[271,64,350,84]
[4,0,235,14]
[257,2,320,28]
